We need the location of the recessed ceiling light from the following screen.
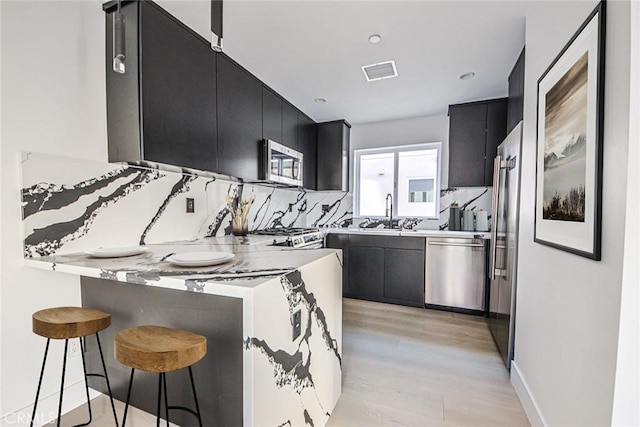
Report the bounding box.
[459,72,476,80]
[314,98,327,103]
[368,34,382,44]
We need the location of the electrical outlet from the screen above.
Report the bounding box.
[69,339,81,359]
[292,309,302,341]
[186,197,195,213]
[322,204,330,213]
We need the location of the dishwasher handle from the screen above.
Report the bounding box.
[427,241,485,248]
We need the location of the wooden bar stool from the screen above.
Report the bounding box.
[114,325,207,427]
[30,307,118,427]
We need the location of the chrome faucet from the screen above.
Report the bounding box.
[385,193,393,229]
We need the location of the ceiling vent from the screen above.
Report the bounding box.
[362,60,398,82]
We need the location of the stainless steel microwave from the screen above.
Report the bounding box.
[262,139,304,186]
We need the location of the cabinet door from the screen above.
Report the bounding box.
[347,246,384,301]
[282,102,299,150]
[298,114,317,190]
[448,103,487,187]
[485,100,508,185]
[317,121,349,191]
[217,55,262,180]
[140,2,217,171]
[383,249,425,307]
[325,233,348,294]
[262,87,282,143]
[507,48,525,134]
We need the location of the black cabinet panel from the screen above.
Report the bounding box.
[384,249,425,307]
[485,101,508,185]
[282,102,299,150]
[325,233,348,293]
[448,104,487,187]
[317,121,350,191]
[348,246,385,301]
[262,87,282,143]
[217,55,263,180]
[139,2,217,171]
[507,47,526,134]
[298,114,317,190]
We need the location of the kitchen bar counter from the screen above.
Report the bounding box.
[25,236,343,427]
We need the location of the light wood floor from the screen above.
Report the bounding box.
[327,298,529,427]
[59,298,529,426]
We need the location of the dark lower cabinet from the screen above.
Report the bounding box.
[326,233,425,307]
[217,55,263,180]
[383,249,425,307]
[347,246,385,301]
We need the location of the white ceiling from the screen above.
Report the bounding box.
[156,1,528,124]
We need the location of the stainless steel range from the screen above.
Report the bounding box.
[252,228,324,249]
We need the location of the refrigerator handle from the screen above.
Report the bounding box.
[489,155,502,280]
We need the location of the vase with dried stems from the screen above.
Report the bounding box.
[225,193,255,236]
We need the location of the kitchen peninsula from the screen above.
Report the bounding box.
[25,237,343,427]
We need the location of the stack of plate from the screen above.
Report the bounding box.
[166,251,235,267]
[86,246,149,258]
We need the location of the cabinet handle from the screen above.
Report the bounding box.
[427,241,485,248]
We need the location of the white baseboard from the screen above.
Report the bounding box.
[511,361,548,427]
[0,381,101,427]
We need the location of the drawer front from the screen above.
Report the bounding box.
[349,234,425,250]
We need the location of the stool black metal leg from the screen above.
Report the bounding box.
[188,367,203,427]
[56,339,69,427]
[74,337,92,427]
[122,368,135,427]
[156,373,163,427]
[30,338,50,427]
[95,333,119,427]
[162,373,169,427]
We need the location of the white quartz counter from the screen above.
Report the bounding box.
[326,228,491,239]
[25,235,341,296]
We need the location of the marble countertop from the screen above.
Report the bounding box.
[325,228,491,239]
[25,235,340,296]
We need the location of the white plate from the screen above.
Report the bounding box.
[87,246,149,258]
[167,251,235,267]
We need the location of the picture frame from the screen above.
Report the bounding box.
[534,1,606,260]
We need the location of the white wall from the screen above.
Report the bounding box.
[611,1,640,424]
[350,114,450,191]
[513,1,631,425]
[1,1,107,423]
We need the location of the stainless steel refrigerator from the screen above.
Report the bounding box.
[488,121,523,370]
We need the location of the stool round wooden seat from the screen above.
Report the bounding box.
[114,325,207,427]
[115,325,207,373]
[33,307,111,339]
[29,307,118,427]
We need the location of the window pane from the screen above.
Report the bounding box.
[397,149,438,217]
[358,152,394,216]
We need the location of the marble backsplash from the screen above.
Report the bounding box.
[20,153,352,257]
[21,152,489,257]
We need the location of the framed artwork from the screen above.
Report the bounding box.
[534,1,606,260]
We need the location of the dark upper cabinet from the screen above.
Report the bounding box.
[507,47,526,134]
[105,1,217,171]
[485,101,508,184]
[262,87,282,143]
[317,120,351,191]
[217,55,263,180]
[448,98,508,187]
[298,114,317,190]
[282,102,299,150]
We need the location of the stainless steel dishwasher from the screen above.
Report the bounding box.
[425,237,487,311]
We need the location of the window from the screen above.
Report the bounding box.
[354,143,441,219]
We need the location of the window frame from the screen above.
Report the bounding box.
[353,142,442,220]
